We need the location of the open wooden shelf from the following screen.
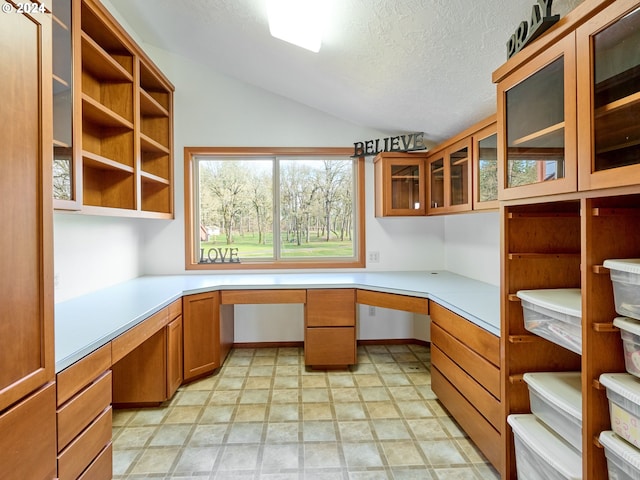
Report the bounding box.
[80,32,132,82]
[55,0,175,217]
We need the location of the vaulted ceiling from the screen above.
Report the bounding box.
[108,0,583,145]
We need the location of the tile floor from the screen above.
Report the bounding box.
[112,344,500,479]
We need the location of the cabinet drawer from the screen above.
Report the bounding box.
[57,343,111,406]
[431,322,500,399]
[306,289,355,327]
[431,345,501,430]
[0,383,56,480]
[112,307,168,363]
[305,326,356,366]
[356,289,428,314]
[432,367,501,471]
[78,442,112,480]
[429,301,499,366]
[57,370,112,451]
[58,407,112,480]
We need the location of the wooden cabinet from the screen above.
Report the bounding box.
[0,383,57,480]
[496,33,577,200]
[426,115,497,214]
[56,344,112,480]
[111,299,183,404]
[577,1,640,191]
[430,301,501,470]
[0,0,55,415]
[304,289,356,368]
[183,292,234,382]
[499,195,640,479]
[167,309,184,399]
[53,0,174,217]
[373,152,426,216]
[427,138,472,214]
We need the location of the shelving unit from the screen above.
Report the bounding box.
[51,0,174,217]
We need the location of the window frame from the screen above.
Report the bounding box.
[184,146,365,270]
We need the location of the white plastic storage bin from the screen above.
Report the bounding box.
[523,372,582,452]
[600,373,640,449]
[599,431,640,480]
[507,414,582,480]
[516,289,582,355]
[614,317,640,378]
[603,259,640,320]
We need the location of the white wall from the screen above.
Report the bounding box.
[54,3,499,342]
[443,211,500,286]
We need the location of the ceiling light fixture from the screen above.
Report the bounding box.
[266,0,328,53]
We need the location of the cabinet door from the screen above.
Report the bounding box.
[577,1,640,190]
[0,3,54,412]
[427,138,472,214]
[374,153,425,216]
[473,123,499,210]
[497,34,577,200]
[0,383,57,480]
[183,292,221,382]
[167,315,183,398]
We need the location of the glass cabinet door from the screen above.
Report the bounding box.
[474,124,499,209]
[390,163,421,211]
[52,0,78,208]
[578,2,640,190]
[448,139,471,210]
[428,155,445,212]
[373,153,425,216]
[497,35,577,200]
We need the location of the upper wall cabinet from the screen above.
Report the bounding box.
[425,115,497,215]
[427,137,472,215]
[496,34,577,201]
[53,0,175,218]
[494,0,640,201]
[577,1,640,191]
[373,152,427,216]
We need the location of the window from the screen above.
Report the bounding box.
[185,147,365,269]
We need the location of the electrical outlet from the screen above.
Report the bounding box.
[368,251,380,263]
[54,273,60,289]
[368,306,376,316]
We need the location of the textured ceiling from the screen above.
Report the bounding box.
[108,0,583,145]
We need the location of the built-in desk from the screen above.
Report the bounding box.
[55,271,499,372]
[54,271,501,473]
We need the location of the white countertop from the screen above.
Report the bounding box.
[54,271,499,372]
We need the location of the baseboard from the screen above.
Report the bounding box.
[232,339,430,349]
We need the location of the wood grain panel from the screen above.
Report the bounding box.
[167,316,183,398]
[57,371,112,451]
[431,322,500,399]
[77,442,112,480]
[431,345,501,430]
[306,289,355,327]
[356,289,428,314]
[56,343,111,406]
[305,327,356,367]
[0,383,56,480]
[429,301,500,366]
[57,407,112,480]
[0,4,54,412]
[432,367,501,470]
[183,291,220,381]
[111,307,168,363]
[221,289,306,304]
[168,298,182,320]
[112,328,167,405]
